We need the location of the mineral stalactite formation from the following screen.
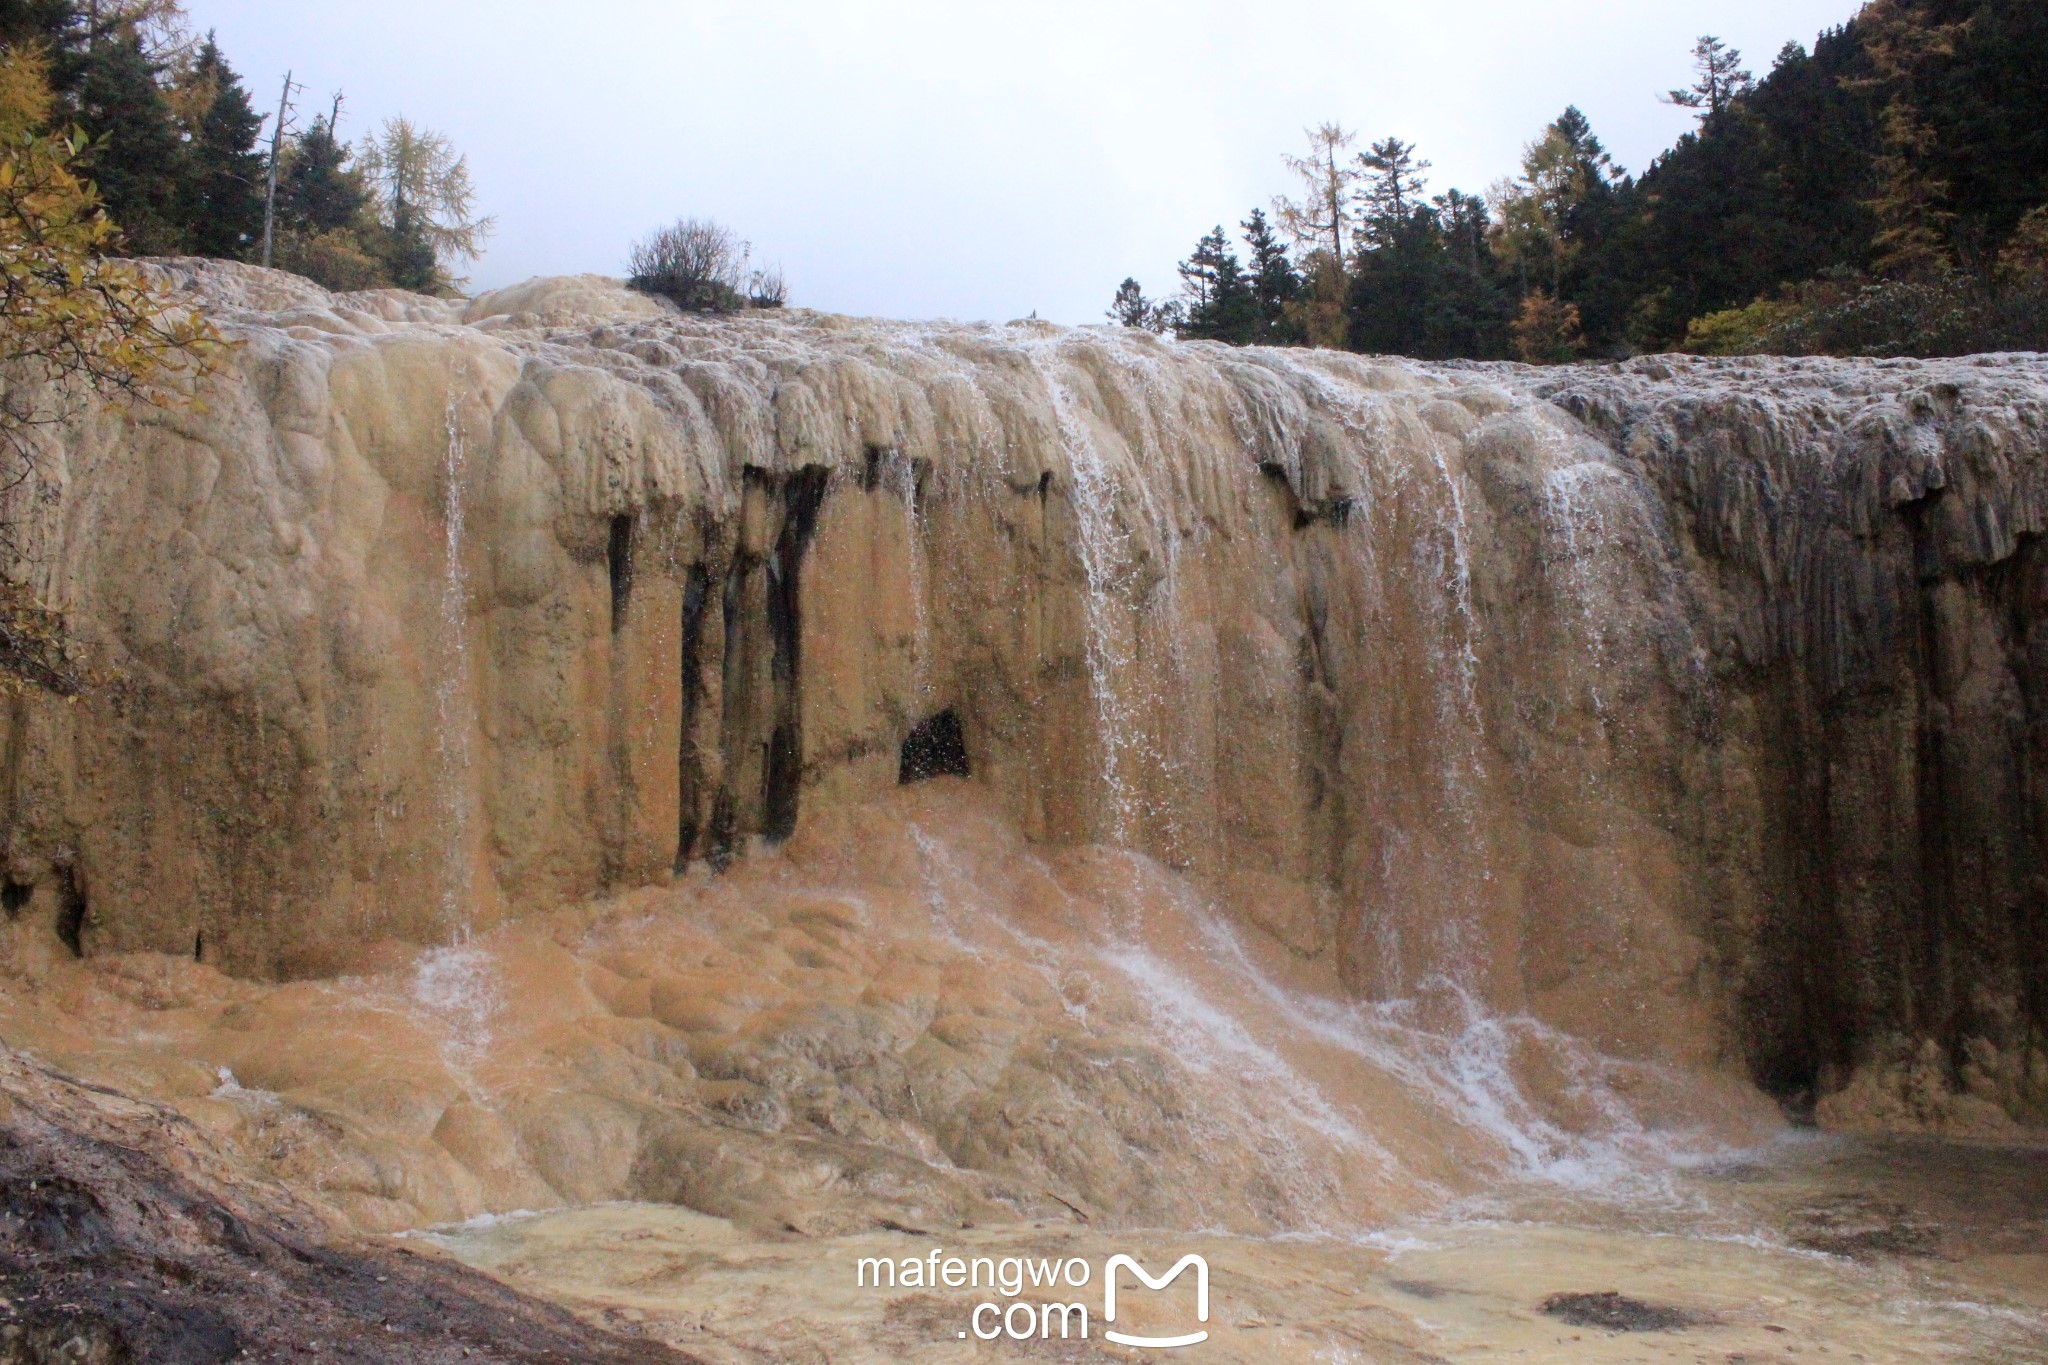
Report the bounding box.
[2,261,2044,1127]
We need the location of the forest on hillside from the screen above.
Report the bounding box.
[1114,0,2048,360]
[0,0,489,294]
[0,0,2040,361]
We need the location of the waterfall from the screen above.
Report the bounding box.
[1415,423,1488,814]
[884,449,931,706]
[1033,342,1145,844]
[414,397,497,1073]
[1541,458,1621,719]
[434,397,477,943]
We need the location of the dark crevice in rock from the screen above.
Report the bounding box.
[607,512,637,633]
[675,563,712,870]
[1905,492,1958,1051]
[705,791,738,873]
[709,553,751,869]
[54,865,84,959]
[1260,462,1355,530]
[0,880,27,918]
[900,711,970,783]
[764,467,828,843]
[1260,462,1313,531]
[696,467,831,865]
[1754,680,1831,1100]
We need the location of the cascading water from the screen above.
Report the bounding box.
[1025,331,1210,862]
[1414,425,1488,813]
[1540,457,1622,717]
[987,338,1695,1208]
[1294,361,1489,811]
[1031,340,1147,844]
[413,397,497,1073]
[882,448,932,706]
[433,397,477,942]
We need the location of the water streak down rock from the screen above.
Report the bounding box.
[2,261,2044,1125]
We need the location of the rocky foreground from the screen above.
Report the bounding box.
[0,1051,693,1363]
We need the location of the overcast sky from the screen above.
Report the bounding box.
[184,1,1861,325]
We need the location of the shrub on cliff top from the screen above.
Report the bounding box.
[626,217,786,312]
[1683,265,2048,358]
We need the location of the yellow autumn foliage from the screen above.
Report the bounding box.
[0,47,225,693]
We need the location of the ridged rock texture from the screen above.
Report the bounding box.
[2,261,2044,1127]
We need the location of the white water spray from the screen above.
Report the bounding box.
[415,397,497,1073]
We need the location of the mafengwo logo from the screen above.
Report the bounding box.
[855,1247,1212,1346]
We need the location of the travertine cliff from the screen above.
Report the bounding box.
[0,261,2042,1128]
[1528,357,2048,1125]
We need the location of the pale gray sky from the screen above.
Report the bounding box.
[185,1,1861,324]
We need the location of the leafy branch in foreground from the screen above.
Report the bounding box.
[0,121,224,694]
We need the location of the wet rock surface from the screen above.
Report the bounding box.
[0,1052,694,1364]
[0,267,2041,1132]
[1524,354,2048,1127]
[0,789,1780,1239]
[1703,1129,2048,1266]
[0,268,2046,1356]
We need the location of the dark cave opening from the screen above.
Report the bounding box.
[2,879,29,918]
[899,711,970,784]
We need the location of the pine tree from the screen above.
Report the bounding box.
[1621,27,1883,348]
[1107,277,1173,332]
[0,0,74,51]
[1929,0,2048,263]
[1347,192,1513,360]
[1108,0,2048,359]
[177,34,264,259]
[278,107,369,236]
[1664,36,1755,118]
[382,199,440,292]
[1485,105,1628,350]
[1356,137,1430,248]
[1176,225,1257,344]
[1240,208,1301,344]
[1435,189,1490,270]
[1510,290,1586,363]
[71,27,187,254]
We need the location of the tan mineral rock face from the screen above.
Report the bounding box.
[0,783,1774,1236]
[0,262,2046,1355]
